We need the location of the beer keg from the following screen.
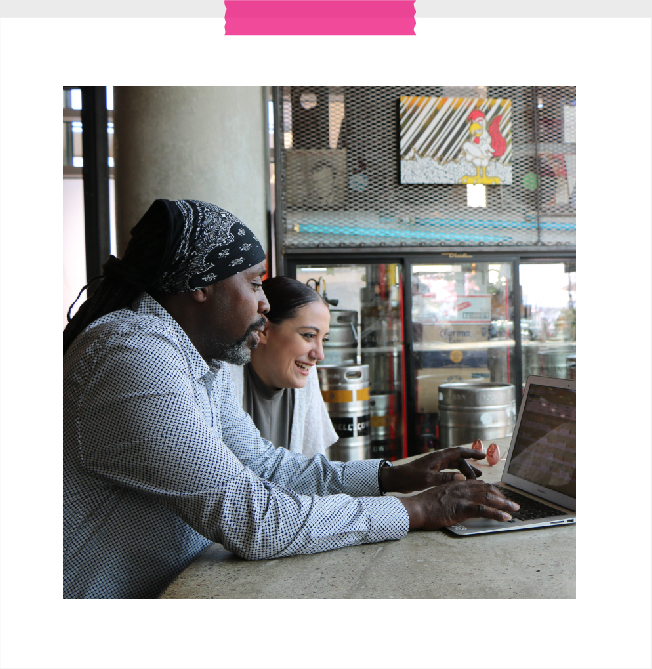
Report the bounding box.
[566,354,576,380]
[369,392,401,459]
[322,310,358,366]
[439,383,516,448]
[317,364,370,461]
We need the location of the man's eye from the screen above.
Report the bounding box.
[252,282,262,289]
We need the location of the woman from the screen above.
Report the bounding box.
[228,276,338,457]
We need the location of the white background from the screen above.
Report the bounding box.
[1,9,651,669]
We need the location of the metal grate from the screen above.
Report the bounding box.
[274,86,575,250]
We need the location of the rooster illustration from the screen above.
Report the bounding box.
[460,109,507,184]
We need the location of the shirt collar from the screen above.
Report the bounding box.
[132,292,221,381]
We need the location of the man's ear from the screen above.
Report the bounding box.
[189,287,210,303]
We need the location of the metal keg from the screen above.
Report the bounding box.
[363,350,401,394]
[539,346,574,379]
[322,310,358,366]
[369,392,401,460]
[566,354,576,380]
[439,383,516,448]
[317,364,370,461]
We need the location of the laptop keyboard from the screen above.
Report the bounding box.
[499,488,568,522]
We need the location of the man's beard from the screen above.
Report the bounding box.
[214,316,267,365]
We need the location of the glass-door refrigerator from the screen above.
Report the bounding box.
[289,256,575,458]
[293,261,406,461]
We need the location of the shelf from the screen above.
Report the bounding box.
[324,346,404,354]
[414,340,516,351]
[521,340,576,349]
[361,346,404,354]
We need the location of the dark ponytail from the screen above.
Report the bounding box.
[262,276,329,325]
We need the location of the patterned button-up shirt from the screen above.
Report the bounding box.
[64,294,409,598]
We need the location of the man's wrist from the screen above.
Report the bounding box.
[397,496,421,530]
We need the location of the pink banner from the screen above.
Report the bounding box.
[224,0,416,35]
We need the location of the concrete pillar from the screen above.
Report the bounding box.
[113,86,268,256]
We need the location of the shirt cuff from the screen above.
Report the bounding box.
[359,496,410,542]
[340,458,387,497]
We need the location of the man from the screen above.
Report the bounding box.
[63,199,518,599]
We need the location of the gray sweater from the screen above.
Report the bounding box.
[228,362,338,458]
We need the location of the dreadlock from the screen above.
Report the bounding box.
[63,208,167,355]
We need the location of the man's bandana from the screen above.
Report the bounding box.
[143,199,266,294]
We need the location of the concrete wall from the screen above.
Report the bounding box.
[113,86,267,256]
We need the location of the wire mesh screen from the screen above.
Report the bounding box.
[275,86,575,250]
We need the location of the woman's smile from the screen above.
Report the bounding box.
[250,301,331,390]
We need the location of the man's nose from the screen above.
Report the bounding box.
[259,294,270,314]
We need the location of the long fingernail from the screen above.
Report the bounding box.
[454,473,465,481]
[502,513,512,520]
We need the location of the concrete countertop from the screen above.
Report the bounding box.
[160,437,575,599]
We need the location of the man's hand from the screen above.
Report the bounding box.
[399,480,519,530]
[379,447,486,494]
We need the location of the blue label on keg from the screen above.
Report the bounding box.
[331,415,370,438]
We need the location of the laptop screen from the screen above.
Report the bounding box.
[506,383,576,499]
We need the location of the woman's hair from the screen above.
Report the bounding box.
[263,276,329,325]
[63,212,167,355]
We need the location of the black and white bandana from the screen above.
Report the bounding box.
[144,199,266,294]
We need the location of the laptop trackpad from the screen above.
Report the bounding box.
[455,517,505,530]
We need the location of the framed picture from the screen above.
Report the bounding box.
[400,96,512,185]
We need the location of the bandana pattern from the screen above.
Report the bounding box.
[154,200,265,294]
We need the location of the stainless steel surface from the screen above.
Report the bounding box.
[369,392,401,459]
[322,349,357,366]
[327,436,369,462]
[539,345,575,379]
[362,349,401,394]
[318,364,370,461]
[327,310,358,342]
[567,354,576,380]
[369,393,398,441]
[439,382,516,448]
[322,310,358,365]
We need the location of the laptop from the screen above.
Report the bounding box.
[445,375,576,536]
